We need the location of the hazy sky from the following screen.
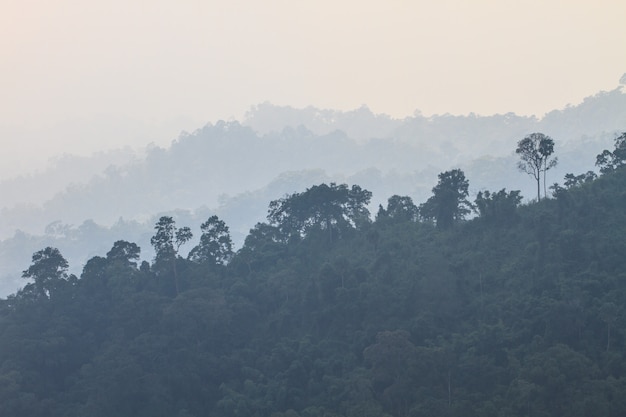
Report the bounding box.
[1,0,625,178]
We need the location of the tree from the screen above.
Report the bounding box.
[596,132,626,173]
[516,133,558,201]
[22,247,69,299]
[419,169,473,229]
[378,195,419,223]
[150,216,192,295]
[475,189,522,225]
[150,217,192,263]
[598,301,621,351]
[364,330,418,416]
[563,171,597,189]
[234,223,286,273]
[243,223,284,251]
[175,227,193,251]
[267,183,372,242]
[106,240,141,267]
[151,216,177,262]
[188,215,234,265]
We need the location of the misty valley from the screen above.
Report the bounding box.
[1,89,625,295]
[1,91,626,416]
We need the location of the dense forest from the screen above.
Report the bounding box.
[2,88,625,296]
[0,134,625,416]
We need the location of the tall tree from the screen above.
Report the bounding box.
[188,215,233,265]
[151,216,177,262]
[22,247,69,299]
[150,217,192,262]
[419,169,473,229]
[150,216,192,295]
[516,133,558,201]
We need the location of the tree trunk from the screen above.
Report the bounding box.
[172,258,180,296]
[536,177,541,201]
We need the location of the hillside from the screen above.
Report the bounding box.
[1,148,625,416]
[1,88,624,296]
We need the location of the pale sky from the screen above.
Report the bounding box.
[1,0,625,178]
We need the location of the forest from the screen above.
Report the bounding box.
[1,87,625,296]
[0,133,625,417]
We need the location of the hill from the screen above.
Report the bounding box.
[1,143,625,416]
[0,87,624,296]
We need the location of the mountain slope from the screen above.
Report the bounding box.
[1,162,625,416]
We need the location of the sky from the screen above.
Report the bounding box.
[1,0,625,179]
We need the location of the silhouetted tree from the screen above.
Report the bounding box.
[419,169,473,229]
[380,195,419,222]
[596,132,626,173]
[563,171,597,189]
[21,247,69,299]
[267,183,372,242]
[106,240,141,267]
[188,215,233,265]
[516,133,558,200]
[150,216,192,295]
[475,189,522,225]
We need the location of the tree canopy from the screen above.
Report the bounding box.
[2,152,626,417]
[21,246,70,299]
[596,132,626,173]
[267,183,372,241]
[377,195,419,223]
[188,215,233,265]
[419,169,473,229]
[516,132,558,201]
[474,189,522,225]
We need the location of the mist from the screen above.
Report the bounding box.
[1,87,625,296]
[2,3,626,414]
[2,1,625,181]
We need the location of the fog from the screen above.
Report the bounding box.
[1,88,625,296]
[2,0,625,180]
[1,1,626,295]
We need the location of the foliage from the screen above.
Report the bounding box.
[419,169,473,229]
[150,216,177,262]
[267,183,372,241]
[150,216,193,295]
[596,132,626,173]
[188,215,234,265]
[2,167,626,417]
[516,132,558,200]
[475,189,522,225]
[20,246,71,299]
[563,171,597,189]
[107,240,141,266]
[376,195,419,223]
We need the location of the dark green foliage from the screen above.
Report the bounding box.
[150,216,193,295]
[150,216,178,261]
[377,195,419,223]
[475,189,522,226]
[419,169,473,229]
[2,169,626,417]
[20,246,71,299]
[267,183,372,241]
[596,132,626,173]
[107,240,141,266]
[188,215,233,265]
[563,171,597,189]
